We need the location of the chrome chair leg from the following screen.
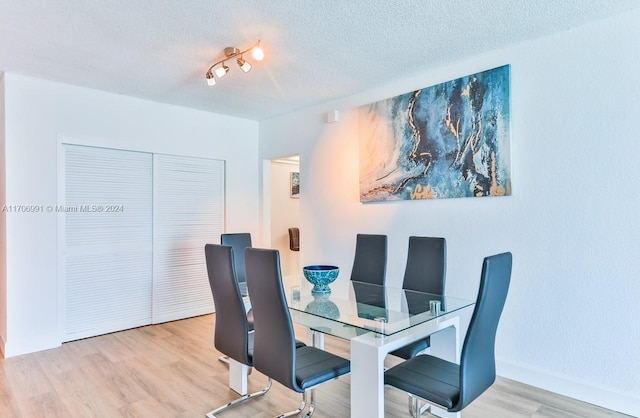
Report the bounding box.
[420,402,434,416]
[275,390,308,418]
[410,394,419,418]
[301,389,317,417]
[408,394,416,416]
[407,393,435,417]
[205,378,271,418]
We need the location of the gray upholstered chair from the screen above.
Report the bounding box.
[218,233,254,365]
[384,252,512,417]
[216,235,305,368]
[350,233,387,285]
[220,233,252,284]
[245,247,351,417]
[204,244,271,417]
[389,236,446,360]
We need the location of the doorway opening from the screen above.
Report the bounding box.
[266,155,300,276]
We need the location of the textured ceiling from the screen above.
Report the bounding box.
[1,0,638,120]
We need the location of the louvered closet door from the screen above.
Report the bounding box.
[64,145,153,341]
[152,154,224,323]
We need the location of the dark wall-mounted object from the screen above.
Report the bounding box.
[288,227,300,251]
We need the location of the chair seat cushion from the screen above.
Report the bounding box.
[389,337,430,360]
[295,346,350,390]
[384,354,460,410]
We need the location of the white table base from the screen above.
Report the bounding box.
[350,313,463,418]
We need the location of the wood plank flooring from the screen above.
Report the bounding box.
[0,315,632,417]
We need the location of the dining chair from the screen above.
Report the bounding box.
[220,233,252,284]
[389,236,447,360]
[350,233,387,285]
[384,252,512,417]
[218,233,254,365]
[216,234,304,368]
[203,244,271,417]
[245,247,351,417]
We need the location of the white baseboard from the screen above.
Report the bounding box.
[497,360,639,417]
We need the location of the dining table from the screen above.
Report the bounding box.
[233,277,475,418]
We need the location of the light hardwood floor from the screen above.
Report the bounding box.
[0,315,632,418]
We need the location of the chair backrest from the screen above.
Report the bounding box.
[204,244,251,366]
[402,236,446,295]
[350,234,387,285]
[244,247,300,391]
[455,252,512,411]
[221,233,252,283]
[288,227,300,251]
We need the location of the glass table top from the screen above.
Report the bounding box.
[284,278,475,339]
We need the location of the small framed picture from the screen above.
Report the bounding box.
[290,172,300,198]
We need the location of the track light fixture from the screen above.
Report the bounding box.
[205,40,264,86]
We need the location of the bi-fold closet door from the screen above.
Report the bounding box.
[62,144,223,342]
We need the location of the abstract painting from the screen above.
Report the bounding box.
[290,172,300,198]
[359,65,511,202]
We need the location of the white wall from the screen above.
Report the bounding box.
[3,73,260,357]
[259,9,640,416]
[270,161,300,275]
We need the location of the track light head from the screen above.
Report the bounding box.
[205,71,216,86]
[251,42,265,61]
[214,64,229,78]
[237,57,252,73]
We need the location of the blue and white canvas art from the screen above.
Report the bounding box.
[359,65,511,202]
